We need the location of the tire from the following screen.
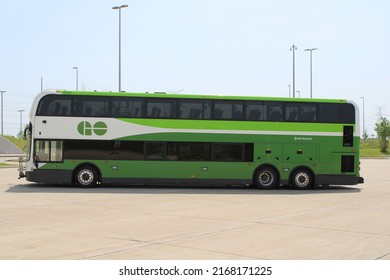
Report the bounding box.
[74,166,99,188]
[253,166,279,189]
[291,168,313,190]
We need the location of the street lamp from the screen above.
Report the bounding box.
[304,48,318,98]
[72,67,78,91]
[17,110,25,139]
[0,90,6,135]
[290,45,297,98]
[112,4,128,92]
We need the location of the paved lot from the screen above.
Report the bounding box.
[0,159,389,260]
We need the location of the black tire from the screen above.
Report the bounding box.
[74,166,99,188]
[253,166,279,189]
[291,168,313,190]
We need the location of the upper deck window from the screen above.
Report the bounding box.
[319,103,355,124]
[35,94,355,124]
[179,100,211,119]
[214,101,244,120]
[74,96,110,117]
[36,95,72,116]
[286,103,317,122]
[112,97,143,118]
[146,99,176,118]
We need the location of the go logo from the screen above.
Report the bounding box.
[77,121,107,136]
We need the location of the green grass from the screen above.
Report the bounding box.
[360,139,390,158]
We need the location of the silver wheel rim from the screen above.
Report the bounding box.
[78,169,94,186]
[294,172,310,188]
[259,171,274,187]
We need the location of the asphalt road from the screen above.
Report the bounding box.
[0,159,389,260]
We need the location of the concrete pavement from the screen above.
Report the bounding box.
[0,159,389,260]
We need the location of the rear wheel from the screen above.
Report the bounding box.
[253,166,279,189]
[74,166,99,188]
[291,168,313,190]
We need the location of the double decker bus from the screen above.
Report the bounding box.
[19,90,364,189]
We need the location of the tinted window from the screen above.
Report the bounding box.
[64,140,109,160]
[145,142,165,160]
[213,143,244,161]
[214,101,244,120]
[338,103,355,123]
[246,101,265,121]
[265,102,283,121]
[179,143,211,161]
[146,99,176,118]
[111,141,144,160]
[74,96,110,117]
[37,95,72,116]
[286,103,317,122]
[319,103,355,123]
[112,97,143,118]
[179,100,211,119]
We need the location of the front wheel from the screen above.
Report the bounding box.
[253,166,279,189]
[74,166,99,188]
[291,168,313,190]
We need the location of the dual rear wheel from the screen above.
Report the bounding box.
[253,166,313,190]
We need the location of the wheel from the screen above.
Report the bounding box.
[253,166,279,189]
[74,166,99,188]
[291,168,313,190]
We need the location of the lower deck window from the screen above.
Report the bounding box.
[35,140,63,162]
[61,140,253,162]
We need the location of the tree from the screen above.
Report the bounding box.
[375,117,390,152]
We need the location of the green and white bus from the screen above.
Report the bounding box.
[20,90,364,189]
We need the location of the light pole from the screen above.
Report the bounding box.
[0,90,6,135]
[112,4,128,92]
[72,67,79,91]
[361,96,365,137]
[304,48,318,98]
[290,45,297,98]
[296,90,301,98]
[288,85,291,98]
[17,110,25,138]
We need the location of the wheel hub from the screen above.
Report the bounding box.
[78,169,94,185]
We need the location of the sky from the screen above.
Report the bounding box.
[0,0,389,136]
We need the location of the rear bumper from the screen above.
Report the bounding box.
[316,174,364,186]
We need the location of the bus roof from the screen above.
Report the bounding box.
[55,89,348,104]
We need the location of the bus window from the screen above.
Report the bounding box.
[179,143,211,161]
[112,97,143,118]
[74,96,110,117]
[246,101,264,121]
[145,142,166,160]
[35,140,63,162]
[213,143,244,161]
[286,103,317,122]
[214,101,243,120]
[179,100,211,119]
[146,99,176,118]
[37,95,72,116]
[319,103,355,124]
[265,102,283,121]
